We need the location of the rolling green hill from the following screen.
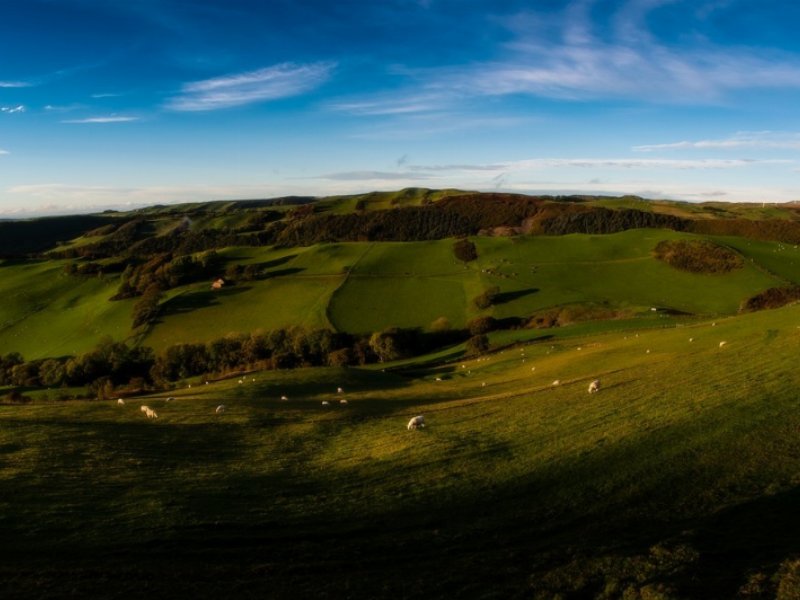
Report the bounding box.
[5,190,800,597]
[1,229,793,358]
[3,304,800,597]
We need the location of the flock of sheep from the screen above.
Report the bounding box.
[114,331,730,433]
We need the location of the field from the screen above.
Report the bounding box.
[3,224,798,357]
[4,304,800,597]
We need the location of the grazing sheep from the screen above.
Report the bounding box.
[140,405,149,413]
[719,341,727,348]
[407,415,425,430]
[238,379,243,384]
[340,399,348,405]
[216,405,226,414]
[322,401,330,406]
[116,398,125,405]
[552,380,560,386]
[588,379,600,394]
[337,387,344,394]
[141,406,157,419]
[689,337,694,342]
[166,397,175,402]
[481,382,486,387]
[646,349,650,354]
[435,377,442,382]
[280,395,289,401]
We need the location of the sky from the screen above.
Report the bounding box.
[1,0,800,215]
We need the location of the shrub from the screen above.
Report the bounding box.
[473,286,500,310]
[467,316,497,335]
[453,238,478,262]
[740,286,800,312]
[465,334,489,356]
[653,239,743,273]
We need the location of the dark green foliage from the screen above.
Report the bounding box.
[473,286,500,310]
[0,215,122,257]
[465,334,489,356]
[131,284,164,329]
[453,238,478,262]
[691,218,800,244]
[467,316,497,335]
[113,250,222,299]
[0,353,24,385]
[740,286,800,312]
[654,239,744,273]
[540,207,689,235]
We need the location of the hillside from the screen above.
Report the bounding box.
[4,189,800,597]
[2,189,800,362]
[3,304,800,597]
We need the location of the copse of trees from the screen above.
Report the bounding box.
[654,239,743,274]
[473,286,500,310]
[112,250,223,300]
[453,238,478,262]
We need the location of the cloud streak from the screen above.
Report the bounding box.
[1,105,25,114]
[424,2,800,103]
[62,115,139,124]
[0,80,30,88]
[166,62,335,111]
[634,131,800,152]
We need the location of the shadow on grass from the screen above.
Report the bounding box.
[493,287,539,305]
[161,286,252,316]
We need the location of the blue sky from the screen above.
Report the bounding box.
[1,0,800,214]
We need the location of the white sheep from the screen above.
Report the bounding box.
[280,395,288,401]
[407,415,425,430]
[552,380,560,386]
[216,405,226,414]
[140,405,149,413]
[337,386,344,394]
[166,397,175,402]
[238,379,243,384]
[435,377,442,382]
[116,398,125,405]
[689,337,694,342]
[322,401,330,406]
[141,406,157,419]
[719,341,727,348]
[588,379,600,394]
[340,399,348,405]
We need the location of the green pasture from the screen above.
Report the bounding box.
[3,229,799,359]
[0,259,133,359]
[3,305,800,596]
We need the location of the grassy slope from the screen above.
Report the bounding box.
[0,259,133,358]
[2,229,794,357]
[3,305,800,597]
[330,230,784,333]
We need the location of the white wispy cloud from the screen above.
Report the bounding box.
[0,149,9,155]
[0,80,30,88]
[634,131,800,152]
[329,93,448,116]
[166,62,335,111]
[428,1,800,103]
[409,157,789,172]
[0,105,25,114]
[61,115,139,124]
[315,170,434,181]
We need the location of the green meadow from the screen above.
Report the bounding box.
[3,304,800,597]
[2,229,795,356]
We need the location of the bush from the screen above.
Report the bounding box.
[473,286,500,310]
[740,286,800,312]
[465,334,489,356]
[467,316,497,335]
[453,238,478,262]
[654,239,743,273]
